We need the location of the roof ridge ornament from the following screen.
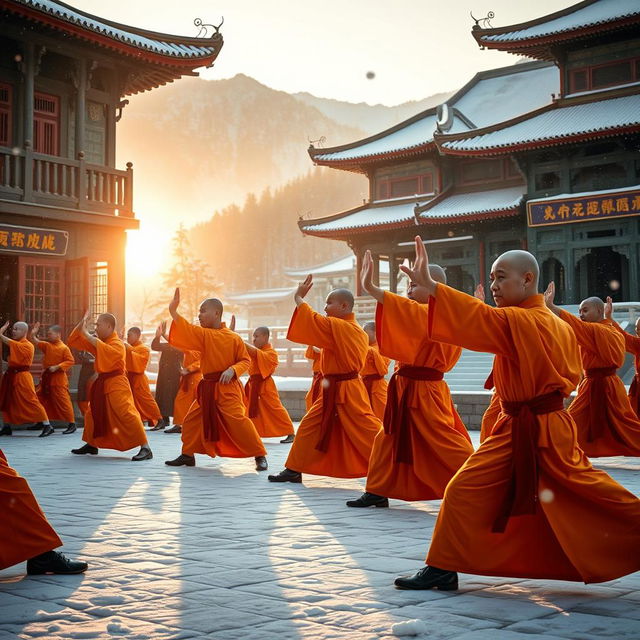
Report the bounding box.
[194,17,224,38]
[308,136,327,149]
[470,10,495,30]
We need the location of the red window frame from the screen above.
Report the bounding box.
[18,256,65,331]
[569,56,640,94]
[376,172,434,200]
[33,92,60,156]
[0,82,12,147]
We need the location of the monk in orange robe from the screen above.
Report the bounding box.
[606,299,640,418]
[268,277,382,483]
[75,349,96,418]
[305,345,323,412]
[169,347,202,434]
[1,448,87,574]
[347,254,472,508]
[67,311,152,461]
[125,327,163,429]
[360,321,390,421]
[0,321,51,437]
[545,287,640,457]
[243,326,295,441]
[165,289,268,471]
[28,322,76,435]
[394,238,640,590]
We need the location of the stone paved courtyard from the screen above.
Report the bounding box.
[1,429,639,640]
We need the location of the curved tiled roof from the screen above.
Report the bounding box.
[417,186,523,223]
[438,93,640,155]
[6,0,221,60]
[473,0,640,58]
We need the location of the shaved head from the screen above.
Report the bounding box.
[98,313,116,330]
[14,321,27,332]
[49,324,62,334]
[202,298,223,314]
[363,321,375,332]
[255,326,270,339]
[331,288,354,310]
[198,297,224,328]
[325,288,355,318]
[429,264,447,285]
[11,321,28,340]
[128,326,141,336]
[363,321,376,345]
[579,296,605,323]
[490,250,539,307]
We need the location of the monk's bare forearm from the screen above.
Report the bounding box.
[363,282,384,304]
[294,294,306,307]
[80,325,98,347]
[0,334,11,345]
[547,302,562,317]
[244,342,257,354]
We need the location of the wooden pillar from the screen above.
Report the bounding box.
[23,42,35,148]
[372,253,380,287]
[354,249,363,296]
[389,253,398,294]
[75,59,86,158]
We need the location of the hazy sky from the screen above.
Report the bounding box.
[74,0,576,106]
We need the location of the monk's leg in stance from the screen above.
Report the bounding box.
[0,451,87,574]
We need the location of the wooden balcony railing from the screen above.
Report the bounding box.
[0,145,133,217]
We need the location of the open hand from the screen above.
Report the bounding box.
[604,296,613,320]
[544,281,555,307]
[229,314,236,332]
[31,321,41,336]
[220,366,236,384]
[0,321,8,336]
[361,250,374,294]
[295,275,313,301]
[399,236,435,292]
[474,284,485,301]
[169,288,180,316]
[155,322,163,338]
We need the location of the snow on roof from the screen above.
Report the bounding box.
[448,64,558,132]
[441,93,640,154]
[479,0,640,44]
[301,202,417,236]
[13,0,219,59]
[418,186,523,222]
[227,288,294,303]
[286,254,389,277]
[312,114,438,163]
[527,183,640,204]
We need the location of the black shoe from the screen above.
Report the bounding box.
[165,454,195,466]
[27,550,88,575]
[71,444,98,455]
[346,492,389,508]
[132,446,153,461]
[62,424,77,435]
[394,566,458,591]
[0,425,13,436]
[280,434,295,444]
[149,420,166,431]
[255,456,268,471]
[164,425,182,434]
[38,424,55,438]
[268,468,302,483]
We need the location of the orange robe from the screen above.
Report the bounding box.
[425,285,640,584]
[612,320,640,418]
[560,311,640,457]
[480,391,502,443]
[125,341,162,424]
[172,350,202,426]
[68,329,147,451]
[360,344,390,421]
[0,338,48,425]
[0,449,62,570]
[305,346,323,412]
[244,344,294,437]
[365,292,473,501]
[35,340,75,423]
[284,302,382,478]
[169,314,266,459]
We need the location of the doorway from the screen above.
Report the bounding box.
[576,246,629,302]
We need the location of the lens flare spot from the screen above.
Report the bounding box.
[539,488,554,503]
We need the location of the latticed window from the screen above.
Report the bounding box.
[89,261,108,322]
[34,92,59,155]
[65,258,88,334]
[0,83,11,147]
[23,262,62,329]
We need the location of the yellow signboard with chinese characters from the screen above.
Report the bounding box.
[527,188,640,227]
[0,223,68,256]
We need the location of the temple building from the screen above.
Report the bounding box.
[0,0,223,330]
[301,0,640,304]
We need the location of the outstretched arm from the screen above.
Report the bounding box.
[294,275,313,307]
[169,288,181,321]
[399,236,437,297]
[0,321,10,346]
[361,250,384,303]
[244,341,257,354]
[77,310,98,347]
[27,321,42,346]
[544,282,562,317]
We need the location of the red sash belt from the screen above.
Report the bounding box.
[197,371,224,442]
[316,371,358,452]
[362,373,384,404]
[584,366,618,443]
[40,368,65,397]
[629,373,640,416]
[309,371,323,404]
[493,391,564,533]
[383,366,444,464]
[180,369,200,392]
[0,366,30,411]
[90,370,123,438]
[245,373,267,419]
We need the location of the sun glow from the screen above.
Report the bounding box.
[126,224,172,281]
